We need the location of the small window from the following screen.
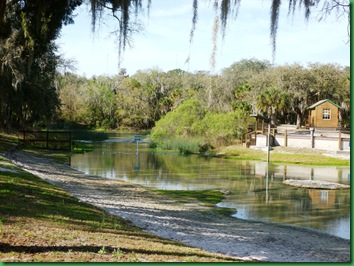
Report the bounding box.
[322,108,331,120]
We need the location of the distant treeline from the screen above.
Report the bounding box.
[2,59,350,148]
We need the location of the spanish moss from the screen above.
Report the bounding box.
[270,0,281,63]
[190,0,198,43]
[210,15,219,72]
[86,0,348,68]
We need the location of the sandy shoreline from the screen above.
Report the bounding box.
[6,151,350,262]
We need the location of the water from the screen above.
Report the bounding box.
[70,133,350,239]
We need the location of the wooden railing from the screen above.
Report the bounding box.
[243,124,276,148]
[20,130,72,151]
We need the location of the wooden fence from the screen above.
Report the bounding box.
[20,131,72,151]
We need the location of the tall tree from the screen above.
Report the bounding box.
[0,0,82,129]
[256,87,290,126]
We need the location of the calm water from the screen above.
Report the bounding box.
[70,133,350,239]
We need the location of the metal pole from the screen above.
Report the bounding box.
[266,167,269,204]
[267,123,270,164]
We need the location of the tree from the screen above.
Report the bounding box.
[0,0,82,129]
[115,77,156,129]
[274,65,314,128]
[307,63,350,128]
[249,63,350,128]
[219,59,272,113]
[86,77,117,128]
[256,87,290,126]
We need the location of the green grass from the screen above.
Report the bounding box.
[153,189,225,204]
[150,136,206,155]
[152,189,237,216]
[0,132,19,151]
[220,145,349,166]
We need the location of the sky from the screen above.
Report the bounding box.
[57,0,350,77]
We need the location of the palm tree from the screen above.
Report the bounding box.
[257,87,290,126]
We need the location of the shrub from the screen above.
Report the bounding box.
[151,98,250,150]
[151,99,205,139]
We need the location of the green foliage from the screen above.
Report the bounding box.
[55,60,349,148]
[192,111,248,146]
[151,99,205,139]
[151,98,250,149]
[0,0,81,129]
[256,87,291,125]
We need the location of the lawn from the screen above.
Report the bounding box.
[220,145,349,166]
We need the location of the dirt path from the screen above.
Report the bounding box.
[7,151,350,262]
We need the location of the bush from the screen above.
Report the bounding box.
[151,99,205,139]
[151,98,250,150]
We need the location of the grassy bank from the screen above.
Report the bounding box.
[150,135,349,166]
[0,155,238,262]
[219,145,349,166]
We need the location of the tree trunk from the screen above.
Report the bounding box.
[296,113,302,129]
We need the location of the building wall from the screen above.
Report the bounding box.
[312,102,339,128]
[256,134,350,151]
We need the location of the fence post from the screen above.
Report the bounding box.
[338,131,342,151]
[69,131,72,151]
[284,129,288,147]
[310,128,314,148]
[46,130,49,149]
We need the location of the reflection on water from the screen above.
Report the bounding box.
[70,134,350,239]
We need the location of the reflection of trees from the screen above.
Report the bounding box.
[72,141,350,232]
[239,173,350,229]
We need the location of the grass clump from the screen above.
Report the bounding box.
[150,136,206,155]
[153,189,225,204]
[152,189,237,217]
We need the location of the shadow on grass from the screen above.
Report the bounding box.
[0,243,237,261]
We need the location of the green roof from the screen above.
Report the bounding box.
[307,99,340,110]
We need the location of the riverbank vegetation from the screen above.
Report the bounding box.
[1,132,349,167]
[39,60,352,155]
[2,58,350,136]
[1,36,350,153]
[54,61,350,135]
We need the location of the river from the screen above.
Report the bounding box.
[70,133,350,239]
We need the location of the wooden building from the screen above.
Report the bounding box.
[307,99,340,128]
